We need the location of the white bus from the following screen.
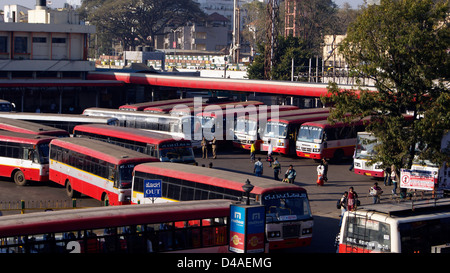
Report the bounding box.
[338,199,450,253]
[82,108,202,147]
[353,132,384,178]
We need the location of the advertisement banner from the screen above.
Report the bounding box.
[229,204,265,253]
[400,169,436,191]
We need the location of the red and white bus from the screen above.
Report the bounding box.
[233,107,329,151]
[119,98,196,111]
[0,131,55,186]
[0,199,232,253]
[49,138,158,205]
[73,124,195,164]
[261,113,331,155]
[296,118,367,161]
[338,199,450,253]
[131,162,313,250]
[0,117,70,137]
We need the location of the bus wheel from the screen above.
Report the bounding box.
[13,170,28,186]
[65,180,79,198]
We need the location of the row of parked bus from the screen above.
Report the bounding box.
[84,98,372,162]
[0,116,313,251]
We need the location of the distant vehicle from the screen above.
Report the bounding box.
[0,112,118,133]
[0,117,69,137]
[0,131,55,186]
[73,124,195,164]
[0,100,14,112]
[261,113,331,156]
[82,108,203,148]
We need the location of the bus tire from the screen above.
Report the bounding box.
[13,170,28,186]
[65,180,80,198]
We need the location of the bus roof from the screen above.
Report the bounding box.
[267,113,331,124]
[50,137,157,165]
[0,200,233,237]
[0,130,55,145]
[0,117,69,137]
[355,198,450,218]
[300,116,372,128]
[119,98,196,111]
[83,107,188,120]
[134,162,305,195]
[0,113,118,124]
[73,124,189,144]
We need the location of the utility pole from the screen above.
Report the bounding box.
[264,0,279,80]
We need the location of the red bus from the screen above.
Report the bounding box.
[296,118,367,161]
[197,101,267,141]
[49,138,158,205]
[0,117,69,137]
[233,107,328,151]
[119,98,196,111]
[131,162,313,250]
[73,124,195,164]
[0,131,55,186]
[261,113,331,155]
[0,200,232,253]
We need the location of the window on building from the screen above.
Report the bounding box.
[33,37,47,43]
[52,38,66,44]
[0,37,7,53]
[14,37,28,54]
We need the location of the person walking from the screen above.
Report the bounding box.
[211,136,217,159]
[317,161,325,186]
[338,191,348,227]
[285,165,297,184]
[347,187,358,211]
[369,182,383,204]
[272,157,281,181]
[322,158,328,182]
[250,142,256,162]
[383,166,391,186]
[254,157,263,177]
[201,137,208,159]
[391,164,399,195]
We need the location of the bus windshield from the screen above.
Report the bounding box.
[263,192,312,223]
[297,125,323,143]
[343,216,391,252]
[355,134,378,159]
[265,122,288,138]
[118,164,136,189]
[159,147,194,163]
[36,143,50,164]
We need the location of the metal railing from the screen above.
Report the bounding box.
[0,199,90,215]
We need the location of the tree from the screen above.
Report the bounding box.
[247,36,312,80]
[323,0,450,170]
[79,0,205,53]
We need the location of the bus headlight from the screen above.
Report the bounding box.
[302,228,312,235]
[313,148,320,153]
[268,231,281,238]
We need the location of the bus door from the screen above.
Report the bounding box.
[288,125,298,155]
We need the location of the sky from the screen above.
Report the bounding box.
[1,0,366,10]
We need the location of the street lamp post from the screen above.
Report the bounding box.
[242,179,254,205]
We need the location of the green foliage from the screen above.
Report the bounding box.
[247,36,312,80]
[323,0,450,169]
[79,0,205,53]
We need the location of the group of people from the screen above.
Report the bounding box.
[201,137,217,159]
[252,157,297,184]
